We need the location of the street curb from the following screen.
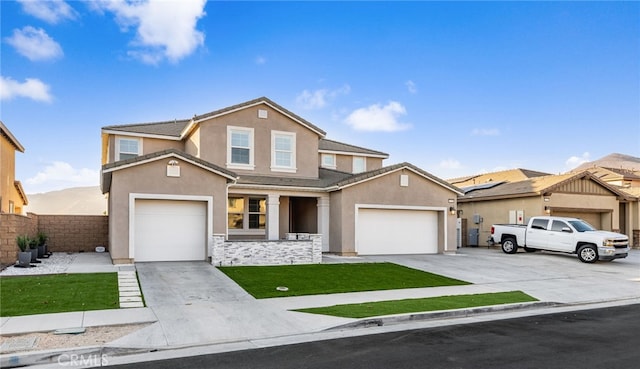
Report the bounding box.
[324,301,561,331]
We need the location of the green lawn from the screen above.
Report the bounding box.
[295,291,538,318]
[219,262,470,299]
[0,273,119,317]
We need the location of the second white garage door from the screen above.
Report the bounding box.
[134,199,207,262]
[356,208,438,255]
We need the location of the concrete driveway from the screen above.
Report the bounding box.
[362,248,640,304]
[107,262,350,349]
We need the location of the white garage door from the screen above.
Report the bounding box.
[134,199,207,262]
[356,208,438,255]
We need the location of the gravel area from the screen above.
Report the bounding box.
[0,324,151,354]
[0,253,77,276]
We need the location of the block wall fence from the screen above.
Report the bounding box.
[0,213,108,265]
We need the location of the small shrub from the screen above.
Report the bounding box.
[16,235,30,252]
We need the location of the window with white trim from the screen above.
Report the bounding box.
[271,131,296,172]
[116,137,141,161]
[227,127,254,169]
[321,153,336,169]
[352,156,366,173]
[228,196,266,231]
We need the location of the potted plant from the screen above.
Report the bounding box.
[28,237,40,263]
[16,235,32,267]
[36,231,49,258]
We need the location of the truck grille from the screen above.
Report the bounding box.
[612,239,629,248]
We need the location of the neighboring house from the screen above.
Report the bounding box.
[101,97,462,264]
[449,168,551,188]
[454,170,635,247]
[0,121,28,214]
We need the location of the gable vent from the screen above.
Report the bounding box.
[258,109,268,119]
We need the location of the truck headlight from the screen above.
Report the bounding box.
[603,240,615,247]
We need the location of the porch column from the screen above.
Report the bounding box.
[317,195,330,252]
[267,194,280,240]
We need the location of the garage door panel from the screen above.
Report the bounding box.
[134,200,207,262]
[553,211,602,229]
[357,208,438,255]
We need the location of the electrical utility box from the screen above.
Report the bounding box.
[468,228,479,246]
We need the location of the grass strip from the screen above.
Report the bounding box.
[0,273,119,317]
[219,262,470,299]
[294,291,538,318]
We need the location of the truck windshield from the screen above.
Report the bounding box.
[568,220,596,232]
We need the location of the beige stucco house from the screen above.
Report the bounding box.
[101,97,462,264]
[451,169,635,247]
[0,121,28,214]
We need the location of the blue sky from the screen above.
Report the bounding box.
[2,0,639,193]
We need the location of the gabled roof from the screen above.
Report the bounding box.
[448,168,550,187]
[102,97,326,140]
[14,181,28,205]
[459,171,632,202]
[0,121,25,152]
[318,138,388,158]
[329,162,464,195]
[576,166,640,182]
[189,97,326,137]
[101,149,237,193]
[102,120,190,138]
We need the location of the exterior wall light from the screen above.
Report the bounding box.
[449,206,456,215]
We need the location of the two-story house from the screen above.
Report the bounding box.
[101,97,462,264]
[1,121,28,214]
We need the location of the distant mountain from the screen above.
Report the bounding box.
[24,186,106,215]
[572,153,640,172]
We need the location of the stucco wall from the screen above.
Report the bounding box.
[192,104,320,178]
[106,135,184,163]
[330,168,458,255]
[1,135,26,214]
[332,154,383,174]
[107,158,230,262]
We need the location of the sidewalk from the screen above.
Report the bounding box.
[1,249,639,368]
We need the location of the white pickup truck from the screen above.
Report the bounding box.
[489,216,629,263]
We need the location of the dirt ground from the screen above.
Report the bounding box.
[0,324,150,354]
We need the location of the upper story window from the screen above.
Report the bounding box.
[227,126,254,170]
[321,153,336,169]
[116,137,142,161]
[352,156,366,174]
[271,131,296,172]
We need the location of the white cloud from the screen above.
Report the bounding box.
[0,76,53,102]
[5,26,63,61]
[296,84,350,109]
[25,161,99,193]
[471,128,500,136]
[94,0,207,65]
[405,80,417,94]
[439,158,462,169]
[565,152,590,170]
[17,0,78,24]
[345,101,411,132]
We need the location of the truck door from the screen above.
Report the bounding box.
[526,218,550,249]
[547,220,574,252]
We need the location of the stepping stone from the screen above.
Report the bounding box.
[120,291,142,297]
[120,302,144,308]
[0,337,37,352]
[119,286,141,292]
[120,296,142,302]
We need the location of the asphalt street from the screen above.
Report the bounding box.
[107,304,640,369]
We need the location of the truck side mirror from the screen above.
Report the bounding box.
[562,227,573,233]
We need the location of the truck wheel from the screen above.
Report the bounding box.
[501,237,518,254]
[577,244,598,263]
